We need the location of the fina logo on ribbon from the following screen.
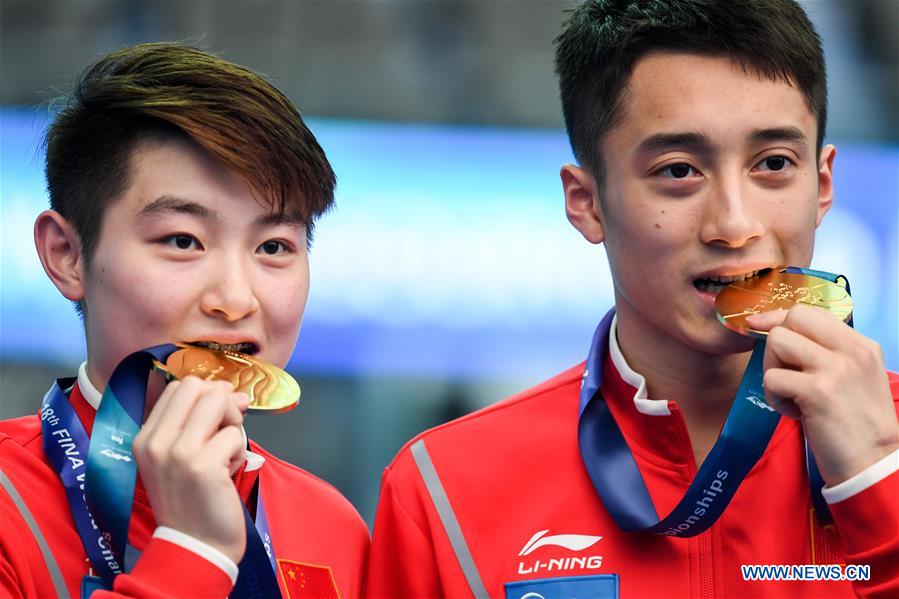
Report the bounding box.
[745,395,775,412]
[98,448,132,462]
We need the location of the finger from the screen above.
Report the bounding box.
[175,390,247,451]
[745,308,788,333]
[217,392,248,427]
[136,378,201,464]
[141,379,181,433]
[140,377,234,455]
[764,324,830,372]
[223,393,249,427]
[202,425,246,476]
[775,304,851,350]
[150,377,233,433]
[762,367,806,420]
[233,391,250,415]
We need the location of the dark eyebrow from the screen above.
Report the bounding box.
[253,209,306,229]
[748,126,809,146]
[636,132,712,155]
[136,195,218,221]
[137,195,305,229]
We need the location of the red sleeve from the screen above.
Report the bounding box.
[94,538,233,598]
[0,545,26,599]
[826,373,899,599]
[366,465,444,599]
[828,469,899,599]
[334,523,369,599]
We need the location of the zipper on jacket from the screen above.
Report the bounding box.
[683,438,715,599]
[698,529,714,599]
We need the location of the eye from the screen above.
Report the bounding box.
[165,234,201,250]
[656,163,700,179]
[258,240,290,256]
[755,155,794,172]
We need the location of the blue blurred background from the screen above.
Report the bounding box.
[2,1,897,525]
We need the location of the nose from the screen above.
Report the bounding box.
[200,254,260,322]
[699,179,765,248]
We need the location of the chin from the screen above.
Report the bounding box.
[696,330,757,356]
[262,351,291,369]
[676,317,757,356]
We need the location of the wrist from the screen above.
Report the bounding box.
[822,448,899,504]
[155,518,246,565]
[193,534,246,566]
[823,440,899,488]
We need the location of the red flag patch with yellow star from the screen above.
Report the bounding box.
[277,559,340,599]
[809,508,846,565]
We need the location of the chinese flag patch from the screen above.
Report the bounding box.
[278,559,340,599]
[809,508,846,565]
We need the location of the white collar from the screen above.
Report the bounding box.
[607,315,672,416]
[78,362,265,471]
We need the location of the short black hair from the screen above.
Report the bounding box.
[45,42,335,266]
[555,0,827,187]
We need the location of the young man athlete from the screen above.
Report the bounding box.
[0,43,368,597]
[366,1,899,597]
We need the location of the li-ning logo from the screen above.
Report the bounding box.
[519,530,602,556]
[517,530,603,575]
[745,395,775,412]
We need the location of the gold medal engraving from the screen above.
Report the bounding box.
[715,269,852,338]
[154,345,300,413]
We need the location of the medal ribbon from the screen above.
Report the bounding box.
[41,344,281,597]
[41,378,120,579]
[578,268,848,536]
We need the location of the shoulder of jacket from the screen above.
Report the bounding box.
[248,441,368,534]
[385,361,585,473]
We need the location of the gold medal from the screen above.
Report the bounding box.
[715,268,852,338]
[154,345,301,413]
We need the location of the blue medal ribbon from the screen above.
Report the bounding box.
[85,346,171,580]
[41,345,282,597]
[578,268,849,536]
[232,489,280,599]
[41,378,122,580]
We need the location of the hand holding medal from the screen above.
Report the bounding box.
[79,342,298,592]
[716,267,897,490]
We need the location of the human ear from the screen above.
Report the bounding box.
[815,144,836,227]
[562,164,605,244]
[33,210,86,301]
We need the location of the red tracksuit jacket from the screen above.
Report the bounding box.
[367,350,899,598]
[0,383,369,598]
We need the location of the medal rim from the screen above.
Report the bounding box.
[715,269,852,338]
[154,344,300,413]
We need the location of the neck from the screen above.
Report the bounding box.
[615,312,752,467]
[83,361,165,415]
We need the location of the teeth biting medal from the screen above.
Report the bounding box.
[715,267,853,338]
[153,343,301,413]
